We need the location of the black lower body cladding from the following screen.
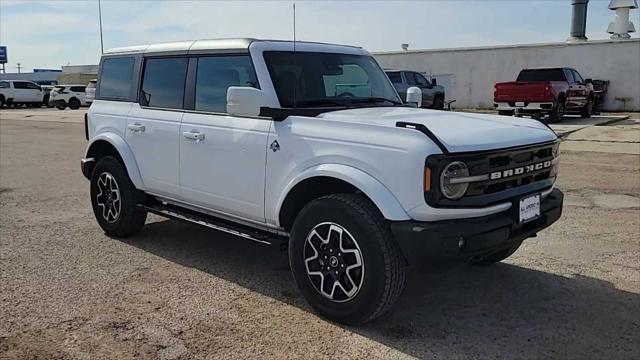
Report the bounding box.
[390,188,563,268]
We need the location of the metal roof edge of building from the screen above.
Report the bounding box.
[372,38,640,55]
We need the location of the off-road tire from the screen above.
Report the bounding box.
[90,156,147,238]
[472,242,522,266]
[289,193,405,325]
[68,98,81,110]
[548,99,565,123]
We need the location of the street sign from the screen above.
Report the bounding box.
[0,46,7,64]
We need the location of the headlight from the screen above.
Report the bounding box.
[440,161,469,199]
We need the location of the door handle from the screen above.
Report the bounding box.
[183,131,205,142]
[127,123,145,133]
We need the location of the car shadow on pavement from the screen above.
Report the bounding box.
[126,219,640,359]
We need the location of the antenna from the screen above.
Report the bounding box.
[98,0,104,54]
[292,2,297,109]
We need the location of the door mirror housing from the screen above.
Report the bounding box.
[584,78,592,85]
[431,78,438,87]
[406,86,422,108]
[227,87,270,117]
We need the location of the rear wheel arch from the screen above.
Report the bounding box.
[85,136,145,191]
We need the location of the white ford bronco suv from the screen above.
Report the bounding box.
[82,39,563,324]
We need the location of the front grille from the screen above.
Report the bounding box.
[425,140,559,208]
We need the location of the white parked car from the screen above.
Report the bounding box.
[49,85,87,110]
[85,79,97,104]
[81,39,563,324]
[0,80,45,108]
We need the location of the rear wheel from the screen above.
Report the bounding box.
[68,98,81,110]
[548,99,565,123]
[289,193,405,325]
[90,156,147,237]
[56,102,66,110]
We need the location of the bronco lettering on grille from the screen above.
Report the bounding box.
[490,160,552,180]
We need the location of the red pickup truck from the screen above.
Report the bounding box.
[494,67,595,122]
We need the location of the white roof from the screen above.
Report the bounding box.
[104,38,364,56]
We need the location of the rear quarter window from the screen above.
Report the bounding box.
[99,57,135,99]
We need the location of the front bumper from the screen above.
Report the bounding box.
[80,157,95,180]
[390,188,563,267]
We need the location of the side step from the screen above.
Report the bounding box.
[138,203,288,247]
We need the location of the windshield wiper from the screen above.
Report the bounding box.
[295,99,352,108]
[347,97,404,106]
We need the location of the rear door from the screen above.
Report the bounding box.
[126,57,187,197]
[179,55,270,222]
[69,86,87,104]
[564,68,585,108]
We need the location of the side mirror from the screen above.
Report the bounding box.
[227,87,270,117]
[406,86,422,108]
[431,78,438,87]
[584,78,592,85]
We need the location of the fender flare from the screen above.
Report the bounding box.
[84,132,146,190]
[276,164,410,223]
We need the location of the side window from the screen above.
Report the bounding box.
[70,86,86,92]
[404,72,418,86]
[99,57,135,99]
[0,81,9,88]
[572,70,584,84]
[25,82,40,90]
[563,69,574,83]
[141,57,188,109]
[195,55,258,113]
[13,82,27,89]
[386,72,402,84]
[414,73,430,87]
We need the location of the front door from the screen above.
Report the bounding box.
[178,55,269,223]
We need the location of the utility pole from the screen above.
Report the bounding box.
[16,62,22,73]
[98,0,104,54]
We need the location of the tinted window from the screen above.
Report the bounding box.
[12,82,28,89]
[99,57,135,99]
[54,86,66,92]
[413,73,430,87]
[0,81,9,88]
[404,72,417,86]
[517,69,566,82]
[141,57,188,109]
[264,51,400,108]
[571,70,583,84]
[25,82,40,90]
[70,86,86,92]
[195,55,258,112]
[386,72,402,83]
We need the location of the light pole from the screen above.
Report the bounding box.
[98,0,104,54]
[16,62,22,73]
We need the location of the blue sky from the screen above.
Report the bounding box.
[0,0,637,71]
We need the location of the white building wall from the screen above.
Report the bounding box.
[374,39,640,111]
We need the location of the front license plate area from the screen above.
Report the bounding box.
[519,193,541,224]
[515,101,525,107]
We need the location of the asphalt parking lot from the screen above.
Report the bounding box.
[1,108,639,359]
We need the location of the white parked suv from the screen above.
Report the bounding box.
[48,84,87,110]
[81,39,563,324]
[0,80,45,108]
[85,79,97,104]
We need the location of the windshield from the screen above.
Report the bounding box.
[264,51,402,108]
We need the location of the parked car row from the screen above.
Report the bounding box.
[0,79,96,109]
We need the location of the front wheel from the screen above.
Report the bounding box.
[90,156,147,237]
[289,193,405,325]
[580,97,593,118]
[432,97,444,110]
[68,98,81,110]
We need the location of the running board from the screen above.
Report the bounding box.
[139,203,288,247]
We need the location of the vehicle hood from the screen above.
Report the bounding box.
[315,107,557,153]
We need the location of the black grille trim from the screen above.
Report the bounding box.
[425,140,559,208]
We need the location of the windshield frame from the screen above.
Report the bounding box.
[263,50,403,109]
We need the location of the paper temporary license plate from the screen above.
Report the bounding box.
[515,101,525,107]
[519,193,541,223]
